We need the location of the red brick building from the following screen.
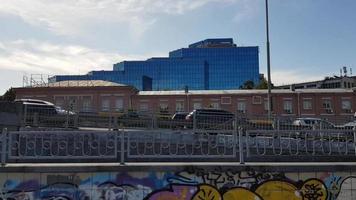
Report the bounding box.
[14,80,356,118]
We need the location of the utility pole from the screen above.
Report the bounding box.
[265,0,273,118]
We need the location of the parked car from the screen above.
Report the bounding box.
[15,99,75,127]
[185,109,235,130]
[292,118,336,129]
[170,112,190,129]
[172,112,189,120]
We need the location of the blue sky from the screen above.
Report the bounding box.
[0,0,356,94]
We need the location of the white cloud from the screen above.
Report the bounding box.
[0,0,236,38]
[232,0,260,23]
[272,70,324,86]
[0,40,157,75]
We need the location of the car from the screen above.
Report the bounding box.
[15,99,75,127]
[341,121,356,130]
[172,112,189,120]
[170,112,190,129]
[292,117,336,130]
[185,109,235,130]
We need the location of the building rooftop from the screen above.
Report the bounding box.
[139,88,355,96]
[30,80,127,88]
[188,38,236,48]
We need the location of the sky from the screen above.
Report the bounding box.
[0,0,356,94]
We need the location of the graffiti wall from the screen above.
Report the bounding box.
[0,167,355,200]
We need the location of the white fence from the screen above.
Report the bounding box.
[1,128,356,164]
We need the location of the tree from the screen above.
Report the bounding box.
[255,76,274,89]
[1,88,16,102]
[240,80,255,89]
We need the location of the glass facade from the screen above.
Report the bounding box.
[51,38,259,90]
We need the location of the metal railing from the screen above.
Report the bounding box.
[1,127,356,164]
[19,106,356,131]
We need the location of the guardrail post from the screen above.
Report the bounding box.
[120,130,125,165]
[33,113,39,127]
[108,112,112,131]
[65,110,69,129]
[113,116,118,130]
[74,114,79,128]
[1,128,8,165]
[22,103,28,127]
[238,127,245,164]
[193,112,197,131]
[353,127,356,155]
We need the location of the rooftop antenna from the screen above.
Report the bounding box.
[340,68,342,77]
[350,68,353,76]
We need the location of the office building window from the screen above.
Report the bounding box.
[115,98,124,112]
[303,99,312,110]
[322,99,333,114]
[237,101,246,113]
[283,100,293,114]
[341,99,352,113]
[176,101,184,112]
[101,98,110,112]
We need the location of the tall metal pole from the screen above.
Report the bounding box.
[265,0,273,118]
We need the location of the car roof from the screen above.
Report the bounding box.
[295,117,322,121]
[15,99,54,106]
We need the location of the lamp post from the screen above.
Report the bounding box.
[265,0,273,118]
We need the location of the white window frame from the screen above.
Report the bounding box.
[159,102,169,112]
[139,103,149,112]
[101,97,110,112]
[175,101,185,112]
[264,98,269,111]
[193,102,202,109]
[283,99,293,114]
[237,101,246,113]
[322,99,333,114]
[252,96,262,104]
[341,99,352,113]
[82,96,92,112]
[221,97,231,105]
[114,98,124,112]
[303,99,312,110]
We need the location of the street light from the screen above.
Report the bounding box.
[265,0,273,118]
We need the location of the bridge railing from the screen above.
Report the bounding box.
[1,127,356,164]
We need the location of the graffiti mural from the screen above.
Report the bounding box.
[0,167,355,200]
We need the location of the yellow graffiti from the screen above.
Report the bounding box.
[223,188,262,200]
[255,181,302,200]
[300,179,327,200]
[192,184,222,200]
[147,178,329,200]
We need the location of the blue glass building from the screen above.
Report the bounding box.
[51,38,259,90]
